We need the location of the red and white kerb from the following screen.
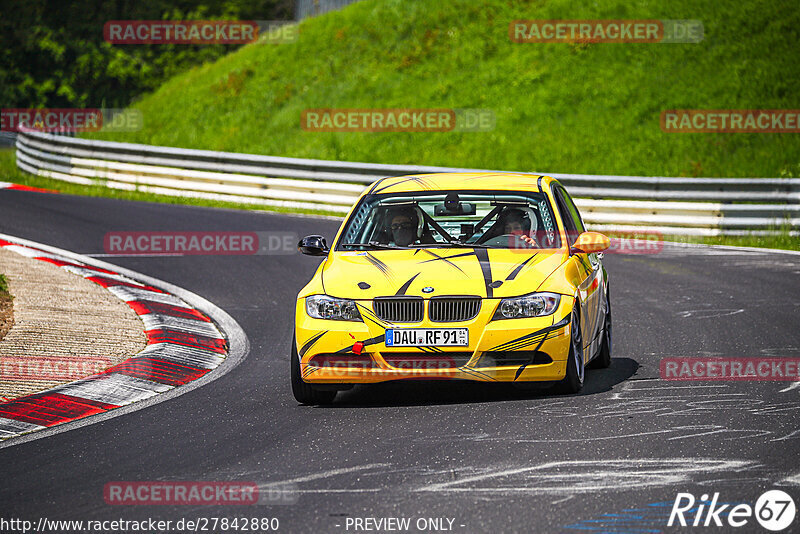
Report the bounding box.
[0,238,227,441]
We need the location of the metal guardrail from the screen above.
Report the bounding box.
[0,132,18,148]
[14,129,800,236]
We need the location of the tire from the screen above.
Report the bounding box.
[556,307,584,394]
[291,335,336,405]
[589,287,612,369]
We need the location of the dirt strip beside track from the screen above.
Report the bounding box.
[0,281,11,342]
[0,247,146,401]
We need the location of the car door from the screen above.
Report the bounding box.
[553,185,604,357]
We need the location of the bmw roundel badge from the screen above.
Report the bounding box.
[422,286,434,293]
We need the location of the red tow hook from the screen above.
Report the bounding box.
[352,341,365,355]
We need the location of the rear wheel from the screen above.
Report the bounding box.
[291,335,336,405]
[589,287,612,369]
[556,307,584,394]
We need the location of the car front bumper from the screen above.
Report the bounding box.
[294,296,574,384]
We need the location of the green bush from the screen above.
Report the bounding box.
[0,0,292,108]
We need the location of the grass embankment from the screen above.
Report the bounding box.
[80,0,800,178]
[0,272,13,342]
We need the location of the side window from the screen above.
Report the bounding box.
[560,187,586,233]
[552,187,578,244]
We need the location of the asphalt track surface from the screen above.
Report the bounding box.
[1,189,799,533]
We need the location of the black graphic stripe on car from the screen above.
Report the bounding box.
[474,248,494,298]
[364,252,393,280]
[506,254,538,281]
[395,273,421,296]
[299,330,328,357]
[418,250,468,274]
[490,316,570,352]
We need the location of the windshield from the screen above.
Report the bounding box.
[336,190,561,250]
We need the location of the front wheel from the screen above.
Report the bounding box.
[589,287,612,369]
[556,307,584,394]
[291,335,336,405]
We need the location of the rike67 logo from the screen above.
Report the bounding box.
[669,490,796,531]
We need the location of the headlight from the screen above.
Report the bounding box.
[494,292,560,320]
[306,295,363,321]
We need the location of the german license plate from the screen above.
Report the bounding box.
[385,328,468,347]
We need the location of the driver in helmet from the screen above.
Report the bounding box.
[386,206,436,247]
[388,207,417,247]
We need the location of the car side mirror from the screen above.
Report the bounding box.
[298,235,329,256]
[570,231,610,254]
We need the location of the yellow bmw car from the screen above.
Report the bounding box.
[292,172,611,404]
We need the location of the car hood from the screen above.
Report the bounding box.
[321,248,567,299]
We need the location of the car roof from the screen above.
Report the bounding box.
[365,172,558,195]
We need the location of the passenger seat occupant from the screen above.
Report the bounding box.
[500,208,538,248]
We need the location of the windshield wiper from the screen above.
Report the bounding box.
[443,242,492,249]
[342,242,409,250]
[408,242,492,249]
